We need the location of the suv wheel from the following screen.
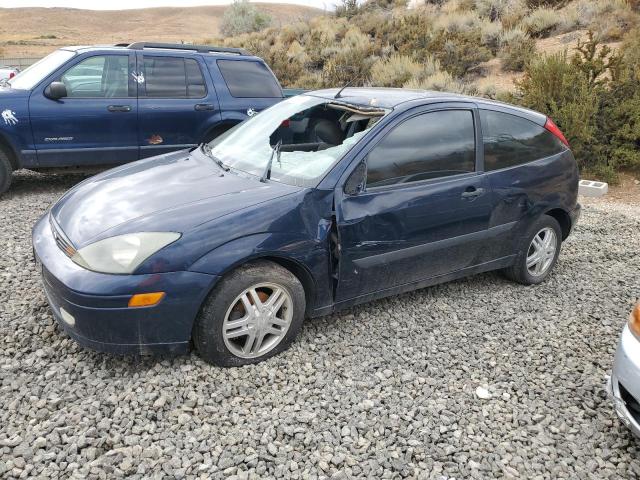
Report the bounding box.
[193,260,306,367]
[503,215,562,285]
[0,150,12,194]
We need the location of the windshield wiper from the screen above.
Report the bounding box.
[260,139,282,183]
[200,143,229,171]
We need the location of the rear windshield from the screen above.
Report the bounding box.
[217,59,282,98]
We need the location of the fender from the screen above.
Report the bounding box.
[188,232,334,314]
[0,94,34,168]
[0,129,21,169]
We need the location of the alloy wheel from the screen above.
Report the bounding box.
[526,227,557,277]
[222,283,293,359]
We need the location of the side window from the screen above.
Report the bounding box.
[185,59,206,98]
[366,110,476,188]
[60,55,129,98]
[144,56,206,98]
[480,109,566,171]
[217,60,282,98]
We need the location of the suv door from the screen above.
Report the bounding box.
[137,53,217,157]
[334,105,493,302]
[29,52,138,167]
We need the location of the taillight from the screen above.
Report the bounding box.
[8,72,15,79]
[544,117,569,147]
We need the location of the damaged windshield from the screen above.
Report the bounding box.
[208,95,388,186]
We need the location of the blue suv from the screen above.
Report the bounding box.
[0,42,284,193]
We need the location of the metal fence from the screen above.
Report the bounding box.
[0,57,40,69]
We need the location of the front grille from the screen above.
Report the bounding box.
[619,382,640,424]
[49,215,77,259]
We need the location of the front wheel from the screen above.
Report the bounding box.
[502,215,562,285]
[193,261,306,367]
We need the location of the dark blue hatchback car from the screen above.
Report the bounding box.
[32,88,581,366]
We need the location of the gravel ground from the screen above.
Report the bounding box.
[1,171,639,479]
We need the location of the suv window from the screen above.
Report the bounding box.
[143,56,206,98]
[366,110,476,188]
[217,60,281,98]
[60,55,129,98]
[480,109,566,171]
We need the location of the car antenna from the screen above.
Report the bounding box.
[334,77,359,99]
[260,139,283,183]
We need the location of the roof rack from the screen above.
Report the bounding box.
[122,42,249,55]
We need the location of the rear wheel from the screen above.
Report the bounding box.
[0,149,12,194]
[193,261,305,367]
[503,215,562,285]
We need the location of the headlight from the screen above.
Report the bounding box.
[71,232,181,274]
[630,302,640,339]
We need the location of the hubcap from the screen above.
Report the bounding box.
[526,227,557,277]
[222,283,293,359]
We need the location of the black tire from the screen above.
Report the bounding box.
[502,215,562,285]
[193,260,306,367]
[0,149,12,194]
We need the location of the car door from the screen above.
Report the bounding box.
[137,53,217,157]
[334,105,493,302]
[29,52,138,167]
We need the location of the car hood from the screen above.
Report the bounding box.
[51,149,301,248]
[0,86,29,98]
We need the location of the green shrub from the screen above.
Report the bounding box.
[525,0,567,7]
[499,27,536,71]
[475,0,528,23]
[557,0,638,40]
[521,7,560,37]
[480,19,504,53]
[336,0,359,18]
[322,28,375,86]
[220,0,272,37]
[404,70,472,93]
[516,52,600,175]
[370,54,422,86]
[516,32,640,182]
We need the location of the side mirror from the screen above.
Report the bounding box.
[344,161,367,196]
[44,81,67,100]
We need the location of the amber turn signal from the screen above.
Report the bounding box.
[629,302,640,338]
[128,292,165,308]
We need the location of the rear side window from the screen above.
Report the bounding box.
[217,60,281,98]
[480,109,566,171]
[366,110,476,188]
[143,56,206,98]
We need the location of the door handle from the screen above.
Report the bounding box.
[107,105,131,112]
[461,187,486,199]
[194,103,215,111]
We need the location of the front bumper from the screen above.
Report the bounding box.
[32,213,218,355]
[607,325,640,438]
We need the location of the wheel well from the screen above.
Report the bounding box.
[259,256,316,315]
[545,208,571,240]
[213,256,316,315]
[0,136,18,170]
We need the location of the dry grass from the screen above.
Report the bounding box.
[0,4,321,58]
